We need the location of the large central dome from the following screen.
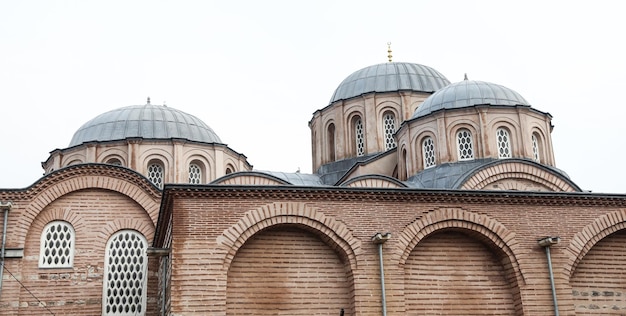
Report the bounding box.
[69,103,222,147]
[328,62,450,104]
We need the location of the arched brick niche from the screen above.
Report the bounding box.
[218,202,360,272]
[397,208,526,315]
[218,202,360,316]
[567,210,626,314]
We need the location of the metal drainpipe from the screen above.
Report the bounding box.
[538,236,560,316]
[372,232,391,316]
[0,201,12,300]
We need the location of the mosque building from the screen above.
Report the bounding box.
[1,51,626,315]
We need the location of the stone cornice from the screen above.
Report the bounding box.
[161,184,626,208]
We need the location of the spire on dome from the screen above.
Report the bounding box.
[387,42,393,62]
[464,73,468,80]
[146,97,151,105]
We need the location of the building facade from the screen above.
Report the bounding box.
[1,60,625,315]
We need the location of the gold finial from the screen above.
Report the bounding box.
[387,42,393,62]
[146,97,151,105]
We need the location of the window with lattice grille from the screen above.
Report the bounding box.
[39,221,74,268]
[422,137,436,169]
[103,230,148,316]
[189,163,202,184]
[354,117,365,156]
[383,113,397,150]
[532,134,540,162]
[496,128,512,158]
[147,162,164,188]
[456,129,474,161]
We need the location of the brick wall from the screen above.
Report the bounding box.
[159,188,626,316]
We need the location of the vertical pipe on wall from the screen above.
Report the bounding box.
[372,232,391,316]
[538,236,560,316]
[0,201,12,300]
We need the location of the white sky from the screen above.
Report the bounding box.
[1,1,624,193]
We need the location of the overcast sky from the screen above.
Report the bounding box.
[1,1,624,193]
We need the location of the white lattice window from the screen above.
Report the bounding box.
[39,221,75,268]
[383,113,397,150]
[147,162,164,188]
[354,117,365,156]
[456,129,474,161]
[532,134,540,163]
[422,137,436,169]
[103,230,148,316]
[189,163,202,184]
[496,128,512,158]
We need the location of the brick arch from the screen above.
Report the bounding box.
[397,207,525,286]
[566,210,626,279]
[18,166,161,247]
[460,160,580,192]
[218,202,360,272]
[98,219,155,245]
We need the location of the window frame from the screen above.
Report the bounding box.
[496,127,512,159]
[422,136,436,169]
[147,160,165,189]
[383,112,397,150]
[39,220,75,269]
[456,128,475,161]
[102,230,148,316]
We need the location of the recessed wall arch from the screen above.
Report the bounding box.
[566,210,626,279]
[16,166,160,248]
[61,152,86,167]
[184,154,213,184]
[218,202,360,273]
[396,207,525,286]
[415,130,437,171]
[138,148,174,172]
[97,148,128,166]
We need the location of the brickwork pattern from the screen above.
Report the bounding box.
[226,228,353,315]
[0,166,161,315]
[159,188,626,316]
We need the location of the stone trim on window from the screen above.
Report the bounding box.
[39,221,75,268]
[103,230,148,316]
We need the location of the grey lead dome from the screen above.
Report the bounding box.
[412,80,530,119]
[69,104,222,147]
[329,62,450,104]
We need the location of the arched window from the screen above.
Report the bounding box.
[225,164,235,175]
[103,230,148,316]
[422,137,436,169]
[401,148,408,180]
[327,123,336,162]
[189,162,203,184]
[353,116,365,157]
[66,159,82,166]
[456,128,474,161]
[496,127,512,159]
[39,221,75,268]
[106,158,123,166]
[383,112,397,150]
[532,133,541,163]
[147,160,164,188]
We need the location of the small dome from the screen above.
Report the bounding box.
[329,62,450,104]
[69,104,221,147]
[412,80,530,119]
